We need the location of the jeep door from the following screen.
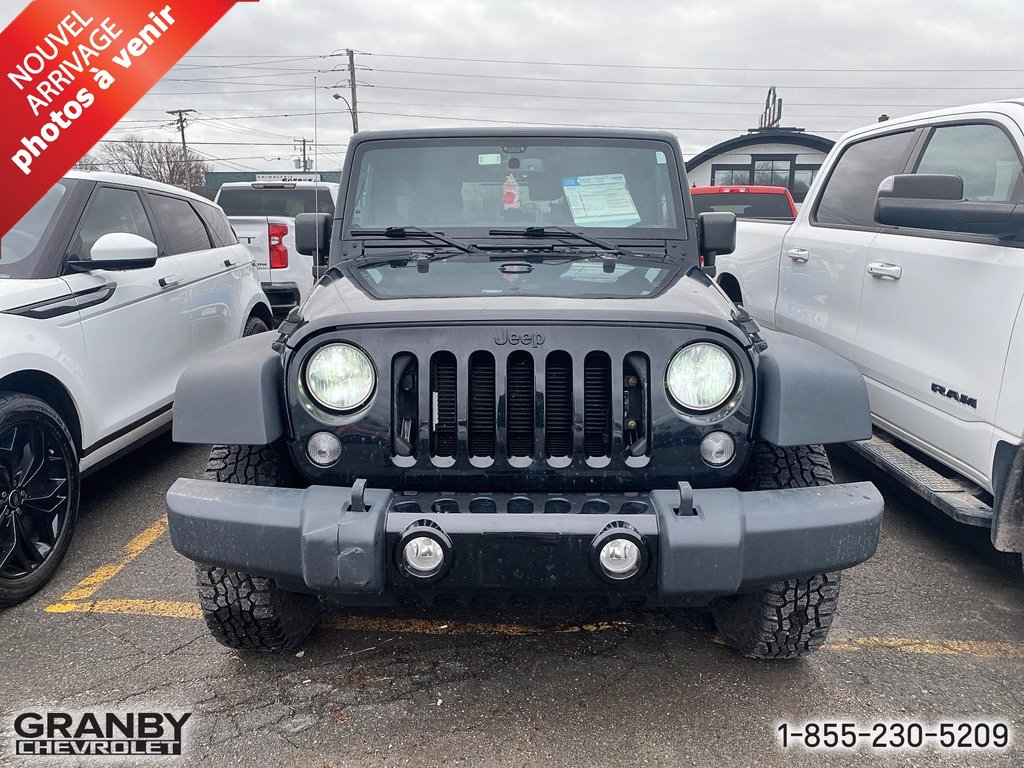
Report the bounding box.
[62,183,193,458]
[144,193,248,357]
[854,118,1024,489]
[775,129,918,359]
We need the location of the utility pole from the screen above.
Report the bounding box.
[294,137,311,171]
[346,49,359,133]
[166,109,197,151]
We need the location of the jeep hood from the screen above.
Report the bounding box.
[285,269,751,349]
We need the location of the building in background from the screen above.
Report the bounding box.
[685,127,835,203]
[685,88,836,203]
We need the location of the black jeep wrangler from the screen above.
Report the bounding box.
[166,128,883,658]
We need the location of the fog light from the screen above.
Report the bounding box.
[403,536,445,575]
[700,431,735,467]
[307,431,342,466]
[599,538,641,578]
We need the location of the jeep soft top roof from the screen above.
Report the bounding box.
[345,126,681,145]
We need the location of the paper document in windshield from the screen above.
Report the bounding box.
[561,174,641,227]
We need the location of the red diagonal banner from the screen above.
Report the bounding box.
[0,0,257,237]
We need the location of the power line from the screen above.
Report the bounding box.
[343,83,976,109]
[362,67,1024,91]
[158,67,1024,92]
[364,51,1024,73]
[114,104,894,122]
[144,80,982,109]
[356,109,845,133]
[192,147,259,172]
[177,50,1024,74]
[180,53,340,59]
[97,139,349,147]
[164,69,326,82]
[105,109,839,134]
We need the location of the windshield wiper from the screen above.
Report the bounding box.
[350,226,482,254]
[488,226,638,259]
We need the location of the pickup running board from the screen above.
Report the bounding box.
[849,432,992,527]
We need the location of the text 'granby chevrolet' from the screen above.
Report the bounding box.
[12,711,191,756]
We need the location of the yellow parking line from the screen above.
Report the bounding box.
[44,598,630,635]
[39,598,1024,658]
[56,515,168,602]
[45,598,201,620]
[827,636,1024,658]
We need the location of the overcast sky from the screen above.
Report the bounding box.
[3,0,1024,172]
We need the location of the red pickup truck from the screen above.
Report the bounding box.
[690,185,798,220]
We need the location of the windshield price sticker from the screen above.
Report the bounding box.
[561,174,641,227]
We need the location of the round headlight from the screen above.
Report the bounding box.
[666,342,737,411]
[305,343,375,412]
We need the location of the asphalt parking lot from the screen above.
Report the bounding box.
[2,437,1022,767]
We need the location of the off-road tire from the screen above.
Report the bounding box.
[0,393,80,608]
[197,566,320,651]
[243,315,270,337]
[196,442,320,651]
[710,443,841,659]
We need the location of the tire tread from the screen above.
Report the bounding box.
[196,442,319,651]
[711,443,841,659]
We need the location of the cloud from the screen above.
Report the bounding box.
[2,0,1022,170]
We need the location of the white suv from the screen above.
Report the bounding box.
[0,171,273,606]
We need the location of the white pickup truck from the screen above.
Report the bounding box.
[214,180,338,321]
[714,99,1024,560]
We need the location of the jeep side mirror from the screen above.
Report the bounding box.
[295,212,332,260]
[696,211,736,273]
[69,232,159,272]
[875,173,1024,238]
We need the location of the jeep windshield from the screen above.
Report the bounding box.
[344,136,685,298]
[346,137,683,236]
[0,179,75,279]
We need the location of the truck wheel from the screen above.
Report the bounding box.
[195,443,320,651]
[710,443,841,659]
[243,315,269,336]
[0,393,80,608]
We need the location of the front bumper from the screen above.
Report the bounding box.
[166,479,883,605]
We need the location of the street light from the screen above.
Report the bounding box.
[332,92,358,134]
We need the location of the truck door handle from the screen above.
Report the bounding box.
[158,276,181,288]
[786,248,809,262]
[867,261,902,280]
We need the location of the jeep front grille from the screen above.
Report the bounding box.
[506,352,535,458]
[467,352,496,458]
[583,352,612,458]
[544,351,573,458]
[400,348,650,465]
[430,352,458,458]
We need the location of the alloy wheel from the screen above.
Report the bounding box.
[0,419,73,579]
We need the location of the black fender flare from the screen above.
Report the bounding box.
[173,332,285,446]
[756,329,872,446]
